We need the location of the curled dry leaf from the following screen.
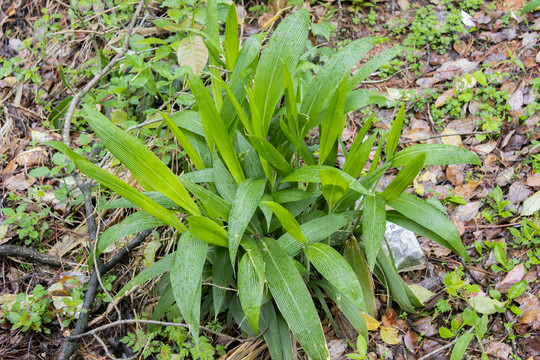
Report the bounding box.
[517,293,540,328]
[496,263,525,293]
[486,341,512,359]
[404,330,418,352]
[5,173,36,191]
[453,201,481,222]
[177,35,208,75]
[328,339,348,360]
[507,182,533,204]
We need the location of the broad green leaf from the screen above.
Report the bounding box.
[301,37,384,130]
[312,279,368,339]
[213,153,238,203]
[305,243,365,310]
[228,178,267,264]
[205,0,222,109]
[212,247,233,315]
[279,118,316,165]
[168,110,205,137]
[180,169,214,183]
[320,168,349,210]
[385,104,405,160]
[379,153,425,202]
[469,296,505,315]
[179,178,230,221]
[161,111,205,170]
[408,285,435,305]
[450,333,474,360]
[387,193,470,262]
[508,280,527,300]
[49,96,72,129]
[349,46,406,89]
[171,232,208,344]
[393,144,481,167]
[253,10,310,136]
[261,238,329,360]
[224,4,239,71]
[271,189,317,204]
[115,253,174,299]
[240,236,266,286]
[177,35,208,75]
[343,239,377,317]
[100,191,178,210]
[188,216,228,247]
[150,284,174,326]
[344,90,387,112]
[236,132,266,179]
[276,311,295,360]
[219,75,253,134]
[93,211,165,266]
[363,194,386,269]
[248,135,294,176]
[374,250,422,312]
[282,64,299,136]
[319,76,348,165]
[343,114,374,178]
[278,211,359,256]
[189,74,245,184]
[386,210,453,251]
[521,0,540,14]
[47,142,186,232]
[261,201,305,243]
[230,33,262,84]
[238,252,264,332]
[82,107,200,216]
[344,133,377,180]
[282,165,369,195]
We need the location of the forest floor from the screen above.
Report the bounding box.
[1,0,540,359]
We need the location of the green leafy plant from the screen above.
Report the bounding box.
[481,186,515,224]
[120,311,224,359]
[49,6,480,358]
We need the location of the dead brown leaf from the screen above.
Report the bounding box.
[526,173,540,188]
[486,341,512,359]
[507,182,533,203]
[5,173,36,191]
[495,263,525,293]
[517,293,540,329]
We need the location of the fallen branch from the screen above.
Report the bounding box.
[399,131,498,145]
[57,228,152,360]
[68,318,268,344]
[0,244,74,269]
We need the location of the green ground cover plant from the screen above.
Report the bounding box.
[46,4,482,359]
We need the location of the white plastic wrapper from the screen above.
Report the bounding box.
[384,222,427,272]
